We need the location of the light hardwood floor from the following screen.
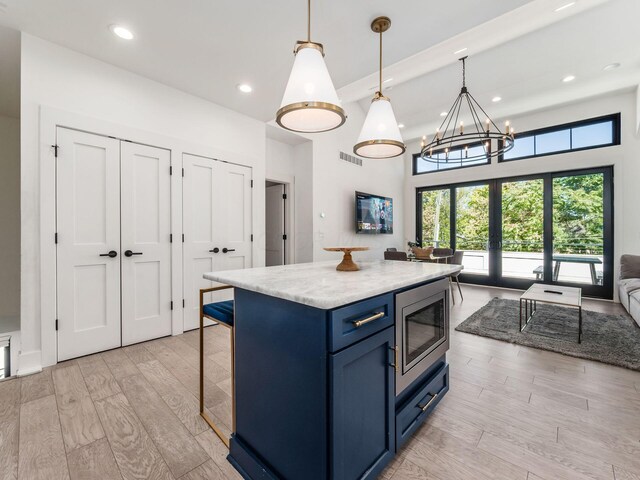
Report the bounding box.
[1,284,638,480]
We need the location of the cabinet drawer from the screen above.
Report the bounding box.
[328,293,394,352]
[396,363,449,449]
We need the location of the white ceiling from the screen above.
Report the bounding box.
[0,0,533,122]
[0,25,20,118]
[0,0,637,140]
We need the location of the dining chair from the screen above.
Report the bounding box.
[450,250,464,302]
[384,251,408,261]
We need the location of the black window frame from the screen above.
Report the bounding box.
[498,113,621,163]
[412,140,491,176]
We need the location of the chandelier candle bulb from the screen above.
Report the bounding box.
[460,121,464,135]
[485,118,490,133]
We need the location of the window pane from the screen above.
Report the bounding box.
[536,129,570,154]
[552,173,604,285]
[455,184,490,276]
[504,135,534,160]
[571,121,613,149]
[420,189,450,248]
[501,179,544,280]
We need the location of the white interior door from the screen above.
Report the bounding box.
[56,128,121,361]
[183,154,252,331]
[265,184,285,266]
[120,142,172,345]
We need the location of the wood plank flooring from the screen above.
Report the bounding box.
[1,284,638,479]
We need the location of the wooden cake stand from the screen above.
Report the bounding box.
[323,247,370,271]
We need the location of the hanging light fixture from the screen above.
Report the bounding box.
[354,16,405,159]
[420,57,515,165]
[276,0,346,133]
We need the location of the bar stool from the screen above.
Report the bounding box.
[199,285,235,448]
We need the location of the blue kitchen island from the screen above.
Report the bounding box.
[204,260,461,480]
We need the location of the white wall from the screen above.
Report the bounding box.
[0,114,20,334]
[403,91,640,296]
[311,101,406,263]
[20,34,266,371]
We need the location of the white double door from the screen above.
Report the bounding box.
[183,154,252,331]
[56,128,172,361]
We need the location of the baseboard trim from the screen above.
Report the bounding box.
[17,350,42,377]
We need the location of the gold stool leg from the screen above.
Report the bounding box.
[199,288,232,449]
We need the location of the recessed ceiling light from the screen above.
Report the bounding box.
[492,96,502,103]
[109,25,134,40]
[555,2,576,12]
[440,111,448,117]
[398,123,405,129]
[237,84,253,93]
[562,75,576,83]
[454,48,468,55]
[603,62,621,71]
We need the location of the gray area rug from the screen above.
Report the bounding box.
[455,298,640,371]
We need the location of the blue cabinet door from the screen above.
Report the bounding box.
[330,327,395,479]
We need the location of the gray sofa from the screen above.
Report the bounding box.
[618,254,640,327]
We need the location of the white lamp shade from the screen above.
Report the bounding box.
[354,96,405,159]
[277,45,345,133]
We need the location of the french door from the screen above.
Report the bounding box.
[417,167,613,299]
[182,154,253,331]
[56,128,172,361]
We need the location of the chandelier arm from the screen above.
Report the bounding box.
[469,92,503,134]
[464,93,485,137]
[449,95,463,153]
[438,94,462,144]
[435,93,464,141]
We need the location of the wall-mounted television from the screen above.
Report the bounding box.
[356,191,393,234]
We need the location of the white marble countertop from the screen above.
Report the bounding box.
[203,260,462,309]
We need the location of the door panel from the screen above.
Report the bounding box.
[183,154,253,331]
[265,184,285,266]
[121,142,172,345]
[56,128,121,361]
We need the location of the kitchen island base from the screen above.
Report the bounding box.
[224,281,450,480]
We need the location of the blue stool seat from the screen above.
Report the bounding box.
[203,300,234,327]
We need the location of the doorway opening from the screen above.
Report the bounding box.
[265,180,292,266]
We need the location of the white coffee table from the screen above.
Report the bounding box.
[520,284,583,343]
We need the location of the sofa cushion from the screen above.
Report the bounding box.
[620,254,640,280]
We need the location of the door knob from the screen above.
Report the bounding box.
[124,250,143,257]
[222,248,236,253]
[99,250,118,258]
[209,247,220,253]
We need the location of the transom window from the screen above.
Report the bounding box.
[500,113,620,162]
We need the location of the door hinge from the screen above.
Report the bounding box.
[54,232,58,244]
[283,234,287,240]
[55,319,58,331]
[182,234,185,243]
[282,193,287,200]
[250,180,254,188]
[182,168,185,177]
[52,144,59,157]
[182,299,185,308]
[250,234,254,242]
[170,233,173,243]
[170,166,173,175]
[170,301,174,310]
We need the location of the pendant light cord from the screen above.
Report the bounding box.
[379,29,383,94]
[307,0,311,42]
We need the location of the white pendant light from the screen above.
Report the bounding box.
[276,0,346,133]
[354,16,405,159]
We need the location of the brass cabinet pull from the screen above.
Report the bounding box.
[352,311,385,328]
[418,393,438,412]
